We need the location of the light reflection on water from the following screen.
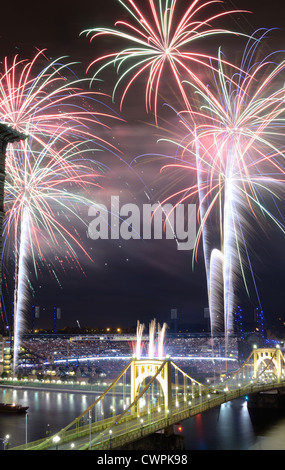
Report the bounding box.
[181,399,285,450]
[180,399,256,450]
[0,388,101,448]
[0,388,285,450]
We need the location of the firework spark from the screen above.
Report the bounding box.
[82,0,248,123]
[0,49,123,156]
[133,320,145,358]
[156,30,285,338]
[0,48,128,368]
[3,134,107,370]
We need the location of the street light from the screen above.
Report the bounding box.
[52,435,60,450]
[25,413,29,447]
[89,410,92,450]
[0,435,10,450]
[46,424,50,437]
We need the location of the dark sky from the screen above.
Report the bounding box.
[0,0,284,330]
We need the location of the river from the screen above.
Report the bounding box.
[0,387,285,450]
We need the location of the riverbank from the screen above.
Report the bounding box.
[0,379,116,395]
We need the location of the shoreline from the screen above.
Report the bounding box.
[0,382,122,395]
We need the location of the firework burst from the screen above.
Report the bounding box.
[157,30,285,337]
[82,0,248,124]
[0,49,123,156]
[3,135,105,370]
[0,48,128,369]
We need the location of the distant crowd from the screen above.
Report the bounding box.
[16,334,239,380]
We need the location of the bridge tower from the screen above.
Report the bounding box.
[131,358,172,418]
[253,347,284,383]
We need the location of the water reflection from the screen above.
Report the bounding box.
[181,398,285,450]
[0,388,98,448]
[1,389,285,450]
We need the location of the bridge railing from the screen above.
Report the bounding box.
[83,380,285,451]
[10,348,285,450]
[11,414,121,451]
[11,380,285,450]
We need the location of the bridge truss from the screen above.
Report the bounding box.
[12,347,285,450]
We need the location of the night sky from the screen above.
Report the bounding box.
[0,0,284,330]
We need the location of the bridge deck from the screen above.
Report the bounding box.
[11,380,285,451]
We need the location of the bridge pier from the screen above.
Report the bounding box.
[248,389,285,410]
[164,424,175,437]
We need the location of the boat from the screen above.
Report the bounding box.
[0,403,29,414]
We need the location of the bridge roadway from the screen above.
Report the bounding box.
[13,379,285,450]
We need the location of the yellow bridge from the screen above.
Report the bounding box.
[11,347,285,450]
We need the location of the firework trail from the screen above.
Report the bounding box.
[193,30,285,338]
[13,206,30,371]
[82,0,248,124]
[148,318,156,358]
[157,321,167,358]
[134,320,145,358]
[0,49,127,368]
[145,318,168,358]
[157,30,285,339]
[209,248,224,334]
[3,136,106,370]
